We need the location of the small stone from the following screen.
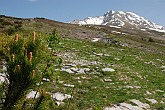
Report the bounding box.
[130,99,150,109]
[63,84,75,88]
[58,81,64,84]
[0,73,5,84]
[145,98,158,104]
[160,101,164,104]
[104,78,112,82]
[156,90,164,92]
[146,91,152,95]
[125,85,134,89]
[92,38,100,42]
[42,78,50,82]
[160,66,165,69]
[102,68,115,72]
[26,91,40,99]
[61,68,74,74]
[114,58,120,61]
[78,81,81,83]
[52,92,72,102]
[81,76,90,79]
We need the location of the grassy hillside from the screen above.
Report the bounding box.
[0,15,165,110]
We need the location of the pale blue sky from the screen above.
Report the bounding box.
[0,0,165,26]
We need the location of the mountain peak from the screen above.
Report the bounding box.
[105,10,115,14]
[71,10,165,32]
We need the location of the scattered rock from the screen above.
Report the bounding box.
[65,63,77,67]
[61,68,74,74]
[70,67,90,74]
[92,38,100,42]
[78,80,81,83]
[145,98,158,104]
[52,92,72,102]
[160,101,164,104]
[36,82,43,86]
[160,66,165,69]
[146,91,152,95]
[63,84,75,88]
[114,58,121,61]
[26,91,40,99]
[74,77,80,80]
[156,90,164,92]
[104,54,111,57]
[42,78,50,82]
[130,99,150,109]
[102,68,115,72]
[120,103,144,110]
[96,53,104,56]
[104,102,143,110]
[104,78,112,82]
[81,76,90,80]
[2,66,7,71]
[58,81,64,84]
[125,85,134,89]
[0,73,5,84]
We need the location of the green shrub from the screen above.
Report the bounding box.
[1,32,61,110]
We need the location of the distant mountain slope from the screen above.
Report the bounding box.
[71,10,165,32]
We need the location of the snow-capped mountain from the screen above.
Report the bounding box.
[71,10,165,32]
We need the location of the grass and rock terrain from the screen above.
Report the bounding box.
[0,15,165,110]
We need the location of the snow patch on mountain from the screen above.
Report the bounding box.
[75,16,104,25]
[149,28,165,33]
[71,10,165,32]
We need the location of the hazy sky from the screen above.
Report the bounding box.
[0,0,165,26]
